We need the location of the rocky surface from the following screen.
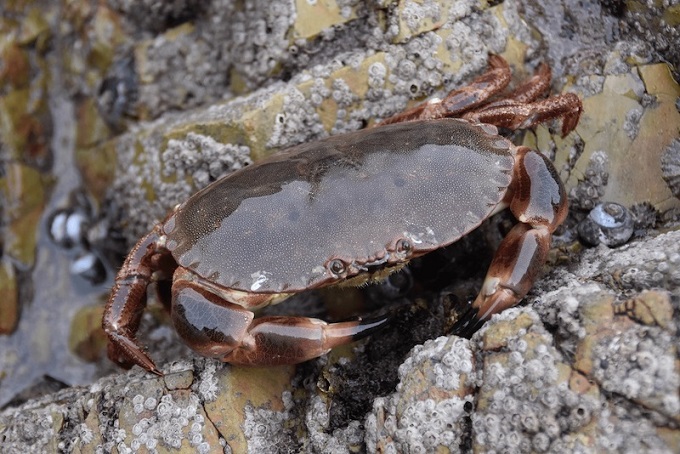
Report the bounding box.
[1,229,678,453]
[1,0,679,453]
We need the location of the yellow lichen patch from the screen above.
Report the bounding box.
[579,292,616,330]
[433,29,463,74]
[490,4,531,71]
[658,426,680,453]
[75,98,113,149]
[639,62,680,98]
[293,0,358,40]
[75,140,118,205]
[397,339,474,408]
[572,293,617,376]
[162,89,284,165]
[0,163,49,268]
[500,36,530,72]
[0,86,51,164]
[17,7,51,47]
[664,4,680,26]
[0,258,19,334]
[239,93,286,161]
[559,62,680,215]
[86,6,125,74]
[47,411,63,453]
[203,365,296,453]
[480,312,535,350]
[568,370,592,395]
[615,290,675,329]
[574,289,680,422]
[72,396,104,453]
[0,43,30,88]
[298,53,390,131]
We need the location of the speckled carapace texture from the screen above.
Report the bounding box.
[166,119,514,292]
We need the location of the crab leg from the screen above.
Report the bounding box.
[171,280,389,366]
[473,62,552,106]
[463,93,582,137]
[379,54,511,125]
[380,55,582,137]
[223,315,389,366]
[452,147,568,337]
[103,226,173,375]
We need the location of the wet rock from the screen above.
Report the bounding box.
[2,218,680,454]
[366,230,680,453]
[292,0,360,40]
[614,290,675,330]
[201,363,297,453]
[472,313,601,453]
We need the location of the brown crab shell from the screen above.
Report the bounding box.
[163,119,515,293]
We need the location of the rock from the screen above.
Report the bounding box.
[2,229,678,453]
[1,1,679,453]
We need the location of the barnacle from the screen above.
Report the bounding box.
[661,138,680,199]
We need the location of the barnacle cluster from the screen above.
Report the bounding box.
[661,138,680,200]
[365,336,475,452]
[469,311,601,453]
[124,393,208,452]
[162,133,253,189]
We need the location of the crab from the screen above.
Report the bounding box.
[104,55,582,375]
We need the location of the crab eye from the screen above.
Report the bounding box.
[396,238,412,254]
[328,259,346,276]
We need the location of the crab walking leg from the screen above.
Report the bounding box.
[452,224,551,337]
[472,62,552,107]
[379,54,511,125]
[103,226,169,375]
[463,93,583,137]
[453,147,568,337]
[171,281,389,366]
[378,55,582,137]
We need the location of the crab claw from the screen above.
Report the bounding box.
[220,314,391,366]
[450,304,487,339]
